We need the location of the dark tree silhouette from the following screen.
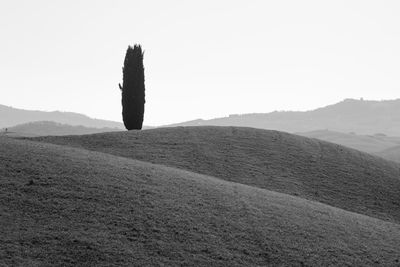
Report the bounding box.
[119,45,145,130]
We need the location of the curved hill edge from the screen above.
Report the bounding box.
[30,126,400,224]
[1,136,400,266]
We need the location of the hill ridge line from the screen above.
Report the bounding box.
[9,135,400,226]
[29,126,400,224]
[30,125,400,167]
[23,125,400,167]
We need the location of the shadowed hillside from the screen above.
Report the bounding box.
[1,137,400,266]
[168,99,400,136]
[32,126,400,224]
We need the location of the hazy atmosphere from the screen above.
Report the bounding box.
[3,1,400,266]
[1,0,400,125]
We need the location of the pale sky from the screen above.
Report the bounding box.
[1,1,400,126]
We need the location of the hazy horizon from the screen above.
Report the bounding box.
[2,97,400,127]
[1,1,400,125]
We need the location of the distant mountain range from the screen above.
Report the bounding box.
[168,98,400,136]
[0,104,124,129]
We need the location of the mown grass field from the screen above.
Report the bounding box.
[2,126,400,266]
[0,138,400,266]
[32,126,400,224]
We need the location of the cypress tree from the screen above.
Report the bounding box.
[119,45,145,130]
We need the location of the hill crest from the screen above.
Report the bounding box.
[32,126,400,224]
[2,136,400,266]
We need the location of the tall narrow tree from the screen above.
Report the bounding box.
[119,45,145,130]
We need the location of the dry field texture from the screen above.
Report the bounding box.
[1,126,400,266]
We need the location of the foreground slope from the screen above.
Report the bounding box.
[1,137,400,266]
[33,126,400,224]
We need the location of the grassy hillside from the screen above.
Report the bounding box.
[2,136,400,266]
[298,129,400,155]
[32,126,400,224]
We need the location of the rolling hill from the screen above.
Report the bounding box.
[0,104,124,129]
[168,98,400,136]
[1,136,400,266]
[2,121,121,137]
[32,126,400,224]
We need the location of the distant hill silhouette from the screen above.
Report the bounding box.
[377,145,400,163]
[2,121,121,137]
[0,104,124,129]
[298,129,400,154]
[168,99,400,136]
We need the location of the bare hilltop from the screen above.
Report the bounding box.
[2,126,400,266]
